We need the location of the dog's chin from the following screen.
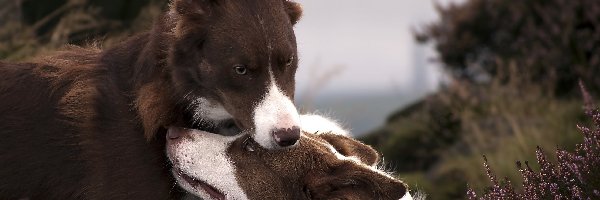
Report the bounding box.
[165,124,242,200]
[173,169,226,200]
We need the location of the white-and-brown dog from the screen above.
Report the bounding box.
[166,115,414,200]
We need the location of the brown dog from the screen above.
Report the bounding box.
[167,116,414,200]
[0,0,303,199]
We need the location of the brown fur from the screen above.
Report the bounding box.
[166,129,409,200]
[0,0,302,199]
[160,0,304,133]
[232,133,408,199]
[285,1,303,25]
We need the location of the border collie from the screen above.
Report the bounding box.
[167,115,414,200]
[0,0,303,198]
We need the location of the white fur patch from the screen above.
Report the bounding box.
[300,114,349,136]
[400,192,414,200]
[253,82,300,149]
[189,97,232,123]
[168,130,248,200]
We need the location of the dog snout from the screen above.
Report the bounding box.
[272,126,301,147]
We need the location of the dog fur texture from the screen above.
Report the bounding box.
[167,115,413,200]
[0,0,302,199]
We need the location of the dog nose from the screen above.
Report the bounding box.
[272,126,301,147]
[167,127,184,140]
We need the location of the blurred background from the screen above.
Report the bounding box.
[294,0,460,135]
[1,0,598,199]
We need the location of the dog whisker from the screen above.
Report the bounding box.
[169,182,178,195]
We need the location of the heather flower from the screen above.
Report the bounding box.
[468,86,600,199]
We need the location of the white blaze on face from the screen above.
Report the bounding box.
[168,131,248,200]
[253,81,301,149]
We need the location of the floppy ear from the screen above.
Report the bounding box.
[304,162,409,200]
[168,0,217,38]
[318,133,380,166]
[169,0,218,19]
[284,1,303,25]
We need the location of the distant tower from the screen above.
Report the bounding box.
[412,39,443,94]
[410,40,428,95]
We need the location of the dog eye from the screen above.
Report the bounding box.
[243,137,255,152]
[234,65,248,75]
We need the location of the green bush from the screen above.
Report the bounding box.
[362,74,589,199]
[416,0,600,96]
[0,0,166,61]
[365,0,600,198]
[468,93,600,199]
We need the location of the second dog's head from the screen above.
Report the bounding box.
[164,0,304,149]
[166,128,412,200]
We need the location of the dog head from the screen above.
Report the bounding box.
[166,123,412,200]
[164,0,303,149]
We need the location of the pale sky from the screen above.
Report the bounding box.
[294,0,464,97]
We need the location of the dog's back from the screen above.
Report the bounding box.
[0,0,306,197]
[0,50,179,199]
[0,61,87,198]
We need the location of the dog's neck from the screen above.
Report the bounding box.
[92,15,182,138]
[99,16,174,93]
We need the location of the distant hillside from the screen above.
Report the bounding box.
[373,0,600,198]
[360,79,590,199]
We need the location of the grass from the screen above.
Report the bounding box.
[362,69,592,199]
[468,88,600,199]
[0,0,166,61]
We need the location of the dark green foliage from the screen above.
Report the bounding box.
[417,0,600,96]
[0,0,167,60]
[365,0,600,198]
[468,96,600,199]
[361,74,588,199]
[20,0,164,43]
[362,97,461,172]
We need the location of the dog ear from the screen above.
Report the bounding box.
[284,1,303,25]
[168,0,217,38]
[318,133,380,166]
[304,162,409,200]
[169,0,218,19]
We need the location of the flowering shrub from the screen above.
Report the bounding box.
[468,87,600,199]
